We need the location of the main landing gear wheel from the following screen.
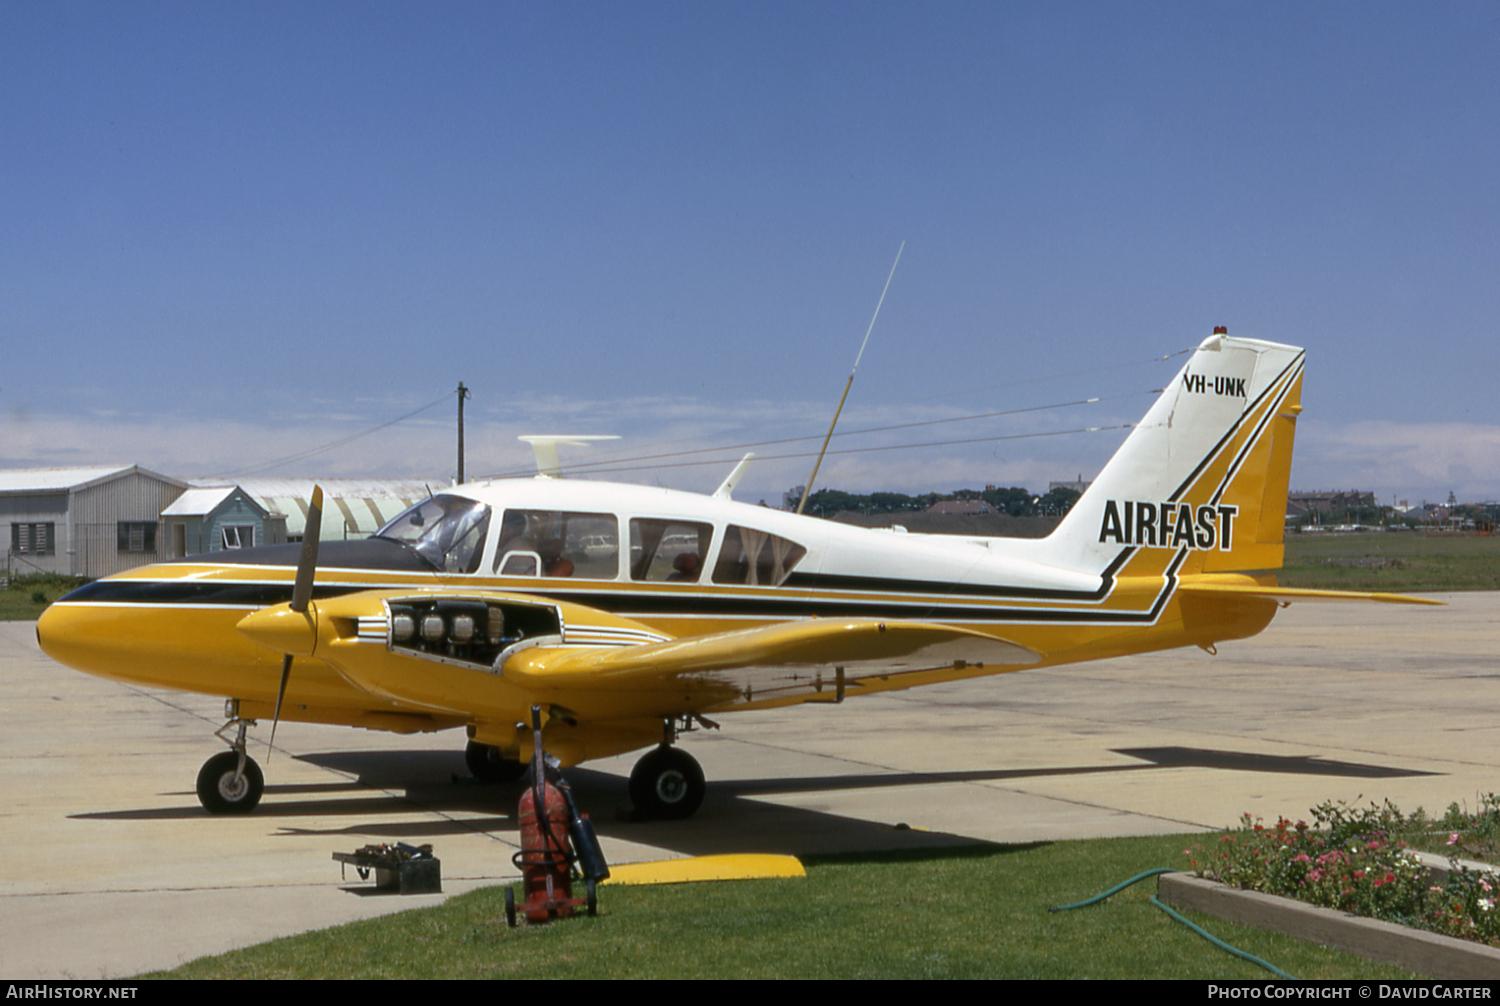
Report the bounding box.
[465,741,529,784]
[504,886,518,928]
[196,750,265,814]
[628,746,705,820]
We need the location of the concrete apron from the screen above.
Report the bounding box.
[2,592,1493,978]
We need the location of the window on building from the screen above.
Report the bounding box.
[221,525,255,549]
[118,522,157,553]
[11,523,55,555]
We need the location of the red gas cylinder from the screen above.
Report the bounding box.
[515,777,576,923]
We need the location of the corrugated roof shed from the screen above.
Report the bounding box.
[0,465,187,494]
[189,477,437,539]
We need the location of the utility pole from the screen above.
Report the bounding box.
[456,382,470,484]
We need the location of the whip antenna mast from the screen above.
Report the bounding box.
[797,241,904,515]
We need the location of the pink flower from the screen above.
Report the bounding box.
[1448,833,1460,845]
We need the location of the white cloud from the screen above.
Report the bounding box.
[11,401,1497,508]
[1294,419,1500,505]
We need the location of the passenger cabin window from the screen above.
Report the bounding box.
[712,525,806,586]
[374,495,492,573]
[630,519,713,582]
[493,510,618,579]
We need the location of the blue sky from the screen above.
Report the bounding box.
[4,2,1497,507]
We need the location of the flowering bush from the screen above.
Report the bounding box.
[1440,793,1500,862]
[1186,800,1500,947]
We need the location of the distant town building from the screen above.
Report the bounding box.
[1049,474,1092,496]
[1286,490,1376,519]
[924,499,996,516]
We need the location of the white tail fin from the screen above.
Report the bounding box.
[1043,332,1304,577]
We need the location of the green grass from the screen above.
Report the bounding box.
[141,836,1421,980]
[1280,531,1500,593]
[0,573,88,620]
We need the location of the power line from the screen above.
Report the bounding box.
[477,392,1149,481]
[213,391,457,478]
[478,423,1136,482]
[514,346,1189,474]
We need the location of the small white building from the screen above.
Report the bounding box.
[1,466,188,578]
[161,486,283,558]
[3,466,450,575]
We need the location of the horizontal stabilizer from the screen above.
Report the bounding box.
[503,619,1041,690]
[1177,582,1444,606]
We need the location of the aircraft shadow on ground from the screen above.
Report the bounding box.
[68,744,1437,855]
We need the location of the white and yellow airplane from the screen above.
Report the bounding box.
[36,330,1436,818]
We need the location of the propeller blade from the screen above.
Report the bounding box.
[290,486,323,613]
[269,485,322,757]
[268,653,292,756]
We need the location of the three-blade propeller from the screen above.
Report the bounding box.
[267,486,323,757]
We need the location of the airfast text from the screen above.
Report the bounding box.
[1098,501,1238,550]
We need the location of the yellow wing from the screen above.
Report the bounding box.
[504,618,1041,699]
[238,589,1040,722]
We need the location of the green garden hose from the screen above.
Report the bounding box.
[1049,868,1296,980]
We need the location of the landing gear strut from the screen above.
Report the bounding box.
[197,715,264,814]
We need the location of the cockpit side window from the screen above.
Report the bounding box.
[493,510,619,579]
[711,525,806,586]
[629,519,713,582]
[374,495,492,573]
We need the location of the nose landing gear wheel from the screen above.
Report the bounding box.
[628,746,705,819]
[465,741,529,784]
[196,750,265,814]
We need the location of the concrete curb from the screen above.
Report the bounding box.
[1157,873,1500,979]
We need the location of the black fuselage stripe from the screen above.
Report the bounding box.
[57,548,1175,627]
[62,548,1135,612]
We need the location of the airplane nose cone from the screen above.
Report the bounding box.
[35,603,66,662]
[34,600,143,679]
[36,590,268,694]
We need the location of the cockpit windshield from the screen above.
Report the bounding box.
[373,495,492,573]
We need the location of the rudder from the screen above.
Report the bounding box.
[1044,331,1304,576]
